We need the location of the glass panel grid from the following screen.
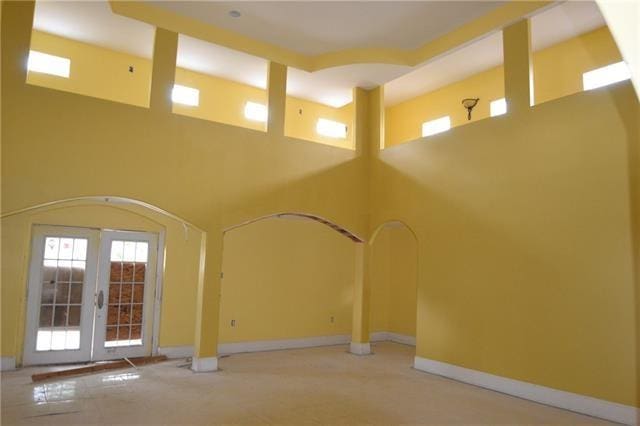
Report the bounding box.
[105,240,148,348]
[36,237,87,351]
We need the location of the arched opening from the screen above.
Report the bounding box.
[1,196,204,367]
[218,213,361,354]
[369,221,419,353]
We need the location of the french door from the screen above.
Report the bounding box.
[23,226,158,365]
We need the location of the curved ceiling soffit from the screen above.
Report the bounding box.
[109,1,553,73]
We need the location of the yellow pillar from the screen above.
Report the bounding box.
[353,87,369,153]
[351,242,372,355]
[368,86,385,152]
[503,19,533,114]
[350,86,383,355]
[267,62,287,138]
[1,1,34,91]
[192,229,224,371]
[149,28,178,114]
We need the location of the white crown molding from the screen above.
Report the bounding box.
[414,356,638,425]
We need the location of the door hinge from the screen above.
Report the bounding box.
[220,272,224,279]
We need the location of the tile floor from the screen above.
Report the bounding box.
[1,342,611,425]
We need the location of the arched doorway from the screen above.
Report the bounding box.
[218,213,362,354]
[369,221,418,349]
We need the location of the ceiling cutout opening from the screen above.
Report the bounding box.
[284,66,358,150]
[28,0,154,108]
[530,1,623,106]
[383,30,504,148]
[172,33,268,132]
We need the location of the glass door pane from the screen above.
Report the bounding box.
[105,240,148,348]
[23,226,99,365]
[36,237,87,351]
[93,230,157,360]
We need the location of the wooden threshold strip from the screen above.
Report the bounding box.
[31,355,168,382]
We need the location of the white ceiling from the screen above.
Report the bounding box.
[33,1,155,59]
[32,1,607,108]
[149,1,505,56]
[385,1,606,106]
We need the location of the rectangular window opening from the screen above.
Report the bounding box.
[422,116,451,137]
[28,50,70,78]
[490,98,507,117]
[316,118,348,139]
[172,84,200,107]
[583,61,631,91]
[244,101,268,122]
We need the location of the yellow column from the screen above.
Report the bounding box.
[368,86,385,152]
[149,28,178,114]
[192,229,224,371]
[351,242,372,355]
[353,87,369,153]
[1,1,34,91]
[503,19,533,114]
[267,62,287,138]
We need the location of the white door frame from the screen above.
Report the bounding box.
[23,226,100,365]
[22,225,166,366]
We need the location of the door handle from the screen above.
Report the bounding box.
[97,290,104,309]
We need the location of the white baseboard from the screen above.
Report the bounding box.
[160,333,414,359]
[414,356,638,425]
[1,357,16,371]
[371,331,416,346]
[191,356,218,372]
[350,342,371,355]
[218,334,351,355]
[158,345,194,358]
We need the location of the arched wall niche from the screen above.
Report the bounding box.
[369,220,419,346]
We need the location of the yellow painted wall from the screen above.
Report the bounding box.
[533,25,623,105]
[373,83,639,406]
[285,98,354,149]
[385,26,622,147]
[370,230,391,332]
[4,1,639,410]
[172,68,267,132]
[27,30,353,146]
[219,218,354,343]
[27,30,152,108]
[369,225,417,337]
[0,203,204,361]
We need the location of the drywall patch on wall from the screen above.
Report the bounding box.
[414,356,638,425]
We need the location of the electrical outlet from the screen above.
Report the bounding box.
[231,319,236,327]
[330,316,335,323]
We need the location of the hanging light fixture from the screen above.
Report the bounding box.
[462,98,479,121]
